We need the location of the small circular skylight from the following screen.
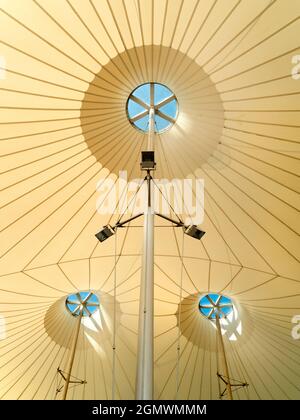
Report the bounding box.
[126,82,178,133]
[199,293,233,320]
[66,291,99,317]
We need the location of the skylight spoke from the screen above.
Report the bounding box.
[208,309,214,318]
[215,295,222,305]
[66,300,80,306]
[72,304,81,315]
[82,292,93,304]
[129,109,149,123]
[150,82,154,107]
[129,94,150,110]
[207,295,216,307]
[155,94,176,109]
[156,109,176,124]
[85,306,92,317]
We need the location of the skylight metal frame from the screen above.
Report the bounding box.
[199,293,233,320]
[66,291,100,317]
[127,82,178,133]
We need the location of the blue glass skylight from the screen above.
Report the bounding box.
[127,82,178,133]
[66,291,99,317]
[199,293,233,320]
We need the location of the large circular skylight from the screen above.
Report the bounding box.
[199,293,233,320]
[66,291,99,317]
[126,82,178,133]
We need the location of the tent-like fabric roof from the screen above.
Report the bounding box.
[0,0,299,400]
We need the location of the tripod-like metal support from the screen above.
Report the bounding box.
[215,313,249,400]
[56,367,87,397]
[217,372,249,399]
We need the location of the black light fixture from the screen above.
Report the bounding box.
[140,151,156,170]
[95,225,115,242]
[184,225,205,240]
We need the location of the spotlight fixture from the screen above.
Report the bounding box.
[184,225,205,240]
[95,225,115,242]
[140,151,156,170]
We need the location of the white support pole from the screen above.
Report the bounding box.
[62,309,83,400]
[136,198,154,399]
[136,90,155,400]
[216,313,233,400]
[147,111,154,150]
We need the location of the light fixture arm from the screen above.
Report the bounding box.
[155,212,184,227]
[100,196,203,235]
[115,213,144,229]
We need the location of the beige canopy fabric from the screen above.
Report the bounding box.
[0,0,299,400]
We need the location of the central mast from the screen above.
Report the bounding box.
[136,82,155,400]
[95,82,205,400]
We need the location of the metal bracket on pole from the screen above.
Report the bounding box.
[217,372,249,399]
[56,367,87,396]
